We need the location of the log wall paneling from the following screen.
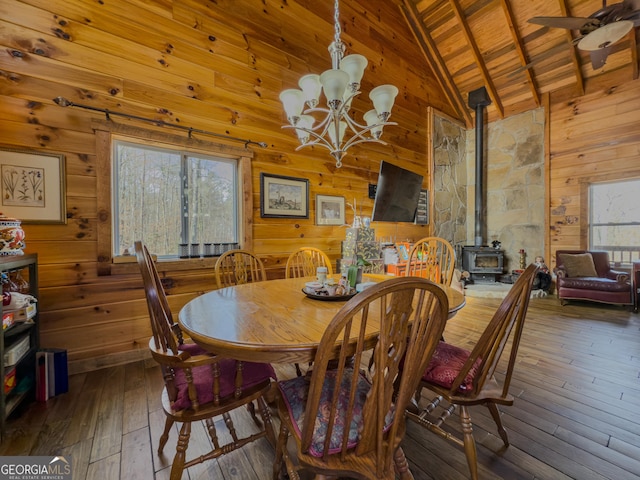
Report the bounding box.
[0,0,445,371]
[547,77,640,266]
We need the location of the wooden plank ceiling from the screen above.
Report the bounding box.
[396,0,640,126]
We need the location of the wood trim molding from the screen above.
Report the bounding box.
[427,106,435,233]
[239,155,253,252]
[68,347,151,376]
[631,27,639,80]
[93,120,254,276]
[543,93,551,263]
[95,129,112,276]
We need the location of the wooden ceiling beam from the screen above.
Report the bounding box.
[499,0,540,106]
[558,0,585,96]
[398,1,473,126]
[449,0,504,118]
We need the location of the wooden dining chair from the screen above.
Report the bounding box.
[406,263,538,480]
[134,241,276,480]
[405,236,456,286]
[273,277,450,480]
[285,247,334,279]
[214,248,267,289]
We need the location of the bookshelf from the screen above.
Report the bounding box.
[1,254,39,440]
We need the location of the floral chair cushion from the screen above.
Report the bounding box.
[172,355,276,411]
[278,368,394,458]
[421,341,482,393]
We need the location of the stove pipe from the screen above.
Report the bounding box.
[468,87,491,247]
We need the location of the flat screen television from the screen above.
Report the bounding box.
[371,160,424,223]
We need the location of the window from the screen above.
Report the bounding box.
[113,140,238,258]
[589,178,640,264]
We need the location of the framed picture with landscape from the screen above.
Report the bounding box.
[0,148,67,224]
[260,173,309,219]
[316,194,345,226]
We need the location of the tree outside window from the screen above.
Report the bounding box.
[589,178,640,265]
[113,141,238,258]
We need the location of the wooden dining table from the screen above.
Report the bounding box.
[178,274,465,365]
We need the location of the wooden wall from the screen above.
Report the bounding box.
[547,71,640,267]
[0,0,455,371]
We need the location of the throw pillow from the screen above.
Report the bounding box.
[559,253,598,277]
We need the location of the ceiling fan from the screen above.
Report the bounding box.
[528,0,640,69]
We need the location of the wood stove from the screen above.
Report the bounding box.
[461,87,505,283]
[462,246,504,283]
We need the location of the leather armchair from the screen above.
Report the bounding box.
[554,250,632,307]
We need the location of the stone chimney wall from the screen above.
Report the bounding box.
[432,108,545,272]
[465,108,545,271]
[432,113,467,249]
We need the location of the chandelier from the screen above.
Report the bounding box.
[279,0,399,168]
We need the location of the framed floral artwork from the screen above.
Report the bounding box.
[1,148,66,224]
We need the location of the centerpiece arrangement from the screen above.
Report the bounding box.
[336,220,384,277]
[303,276,356,301]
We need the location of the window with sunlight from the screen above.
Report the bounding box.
[589,178,640,264]
[113,140,238,258]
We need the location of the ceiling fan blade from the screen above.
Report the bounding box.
[590,4,625,23]
[622,0,640,11]
[528,16,593,30]
[578,20,634,50]
[621,10,640,25]
[590,47,611,69]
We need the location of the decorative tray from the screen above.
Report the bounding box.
[301,288,357,301]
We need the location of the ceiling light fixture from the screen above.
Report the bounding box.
[279,0,399,168]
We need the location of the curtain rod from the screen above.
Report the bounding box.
[53,97,267,148]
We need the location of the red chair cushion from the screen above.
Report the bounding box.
[277,369,395,458]
[178,341,210,357]
[171,355,276,411]
[421,341,481,393]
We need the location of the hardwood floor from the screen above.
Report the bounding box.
[1,295,639,479]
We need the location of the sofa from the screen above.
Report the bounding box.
[554,250,633,307]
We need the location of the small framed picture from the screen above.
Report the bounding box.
[260,173,309,218]
[316,195,345,226]
[414,189,429,225]
[0,148,67,224]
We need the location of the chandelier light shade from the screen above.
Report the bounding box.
[279,0,398,167]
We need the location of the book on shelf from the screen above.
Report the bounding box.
[44,348,69,396]
[35,348,69,401]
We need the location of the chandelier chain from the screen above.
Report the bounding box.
[333,0,341,45]
[278,0,398,167]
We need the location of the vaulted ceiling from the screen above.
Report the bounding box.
[395,0,640,126]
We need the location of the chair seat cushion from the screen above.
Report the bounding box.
[172,358,276,411]
[277,369,394,457]
[178,341,210,357]
[421,341,481,393]
[558,277,630,292]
